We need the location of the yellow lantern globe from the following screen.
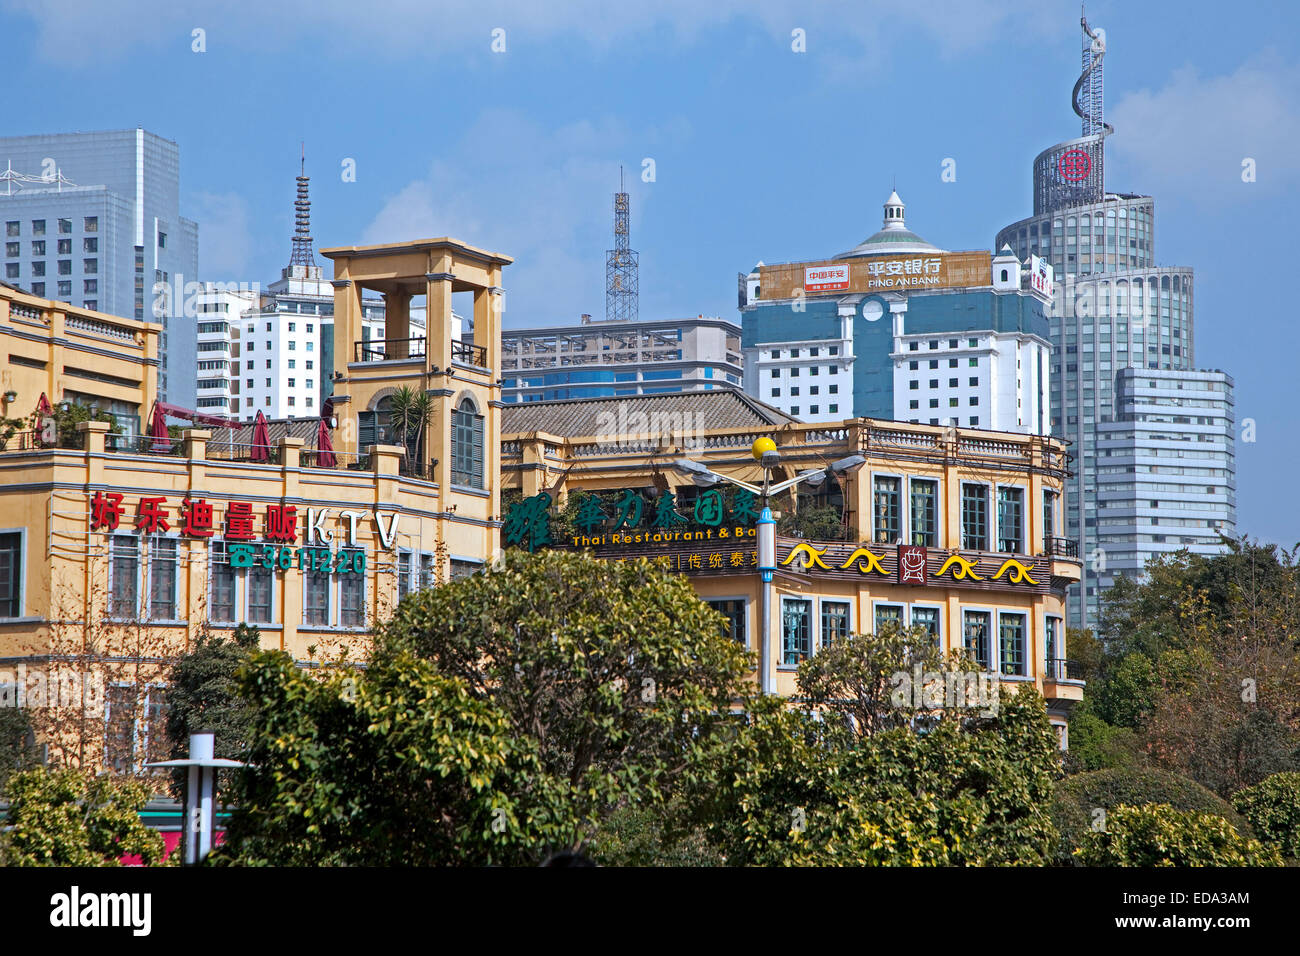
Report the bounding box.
[751,436,777,461]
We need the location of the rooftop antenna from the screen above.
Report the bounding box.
[289,144,316,269]
[604,166,638,322]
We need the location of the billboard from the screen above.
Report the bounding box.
[804,263,850,292]
[1030,255,1054,299]
[758,251,992,301]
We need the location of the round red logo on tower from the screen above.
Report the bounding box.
[1058,149,1092,182]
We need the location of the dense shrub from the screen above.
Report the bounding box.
[1233,772,1300,861]
[1053,767,1249,864]
[1074,804,1280,867]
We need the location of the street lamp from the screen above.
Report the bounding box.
[672,442,866,694]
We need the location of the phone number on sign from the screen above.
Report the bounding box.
[228,543,367,574]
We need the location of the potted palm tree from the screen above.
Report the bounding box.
[386,385,430,476]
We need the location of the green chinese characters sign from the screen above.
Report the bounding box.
[504,488,760,553]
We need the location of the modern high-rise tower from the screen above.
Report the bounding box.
[996,17,1236,629]
[1,129,200,406]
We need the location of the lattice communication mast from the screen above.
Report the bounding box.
[605,168,638,322]
[290,145,316,268]
[1074,14,1113,141]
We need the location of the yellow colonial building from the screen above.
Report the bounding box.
[0,240,505,769]
[0,226,1086,768]
[500,390,1085,743]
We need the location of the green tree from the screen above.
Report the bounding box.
[693,688,1061,866]
[386,385,430,471]
[216,649,571,866]
[1052,767,1250,864]
[378,549,754,845]
[165,623,260,766]
[0,767,164,866]
[795,622,981,740]
[1232,771,1300,861]
[47,400,121,448]
[1061,698,1142,774]
[1074,804,1281,867]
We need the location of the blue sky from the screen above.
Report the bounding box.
[4,0,1298,545]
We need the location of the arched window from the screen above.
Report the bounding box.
[1000,269,1009,282]
[451,396,484,489]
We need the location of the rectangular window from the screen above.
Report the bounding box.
[303,561,331,625]
[911,606,940,642]
[210,542,236,622]
[110,534,139,617]
[241,561,271,623]
[149,537,178,620]
[707,598,747,647]
[782,598,812,666]
[84,216,98,232]
[420,553,436,590]
[997,487,1024,553]
[961,485,989,551]
[820,600,850,649]
[5,221,18,237]
[0,531,21,617]
[910,478,938,547]
[340,551,365,628]
[1043,489,1058,545]
[999,613,1026,676]
[872,476,901,544]
[874,603,904,634]
[963,610,990,669]
[1045,615,1061,667]
[83,237,98,253]
[398,551,413,602]
[105,684,138,774]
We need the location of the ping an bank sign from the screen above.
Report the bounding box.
[761,251,990,300]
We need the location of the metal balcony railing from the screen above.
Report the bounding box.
[354,337,426,363]
[451,339,488,367]
[1045,658,1085,682]
[1041,536,1079,558]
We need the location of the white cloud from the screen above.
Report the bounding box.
[360,109,647,325]
[2,0,1058,67]
[1109,54,1300,200]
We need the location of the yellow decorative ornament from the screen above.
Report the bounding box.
[936,553,983,581]
[781,542,831,570]
[751,436,777,461]
[992,558,1039,585]
[838,547,888,575]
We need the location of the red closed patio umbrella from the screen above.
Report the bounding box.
[315,417,337,468]
[148,401,170,453]
[250,410,271,462]
[35,392,52,416]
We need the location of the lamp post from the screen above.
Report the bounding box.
[673,442,866,695]
[145,731,244,865]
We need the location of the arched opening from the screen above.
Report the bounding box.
[451,395,484,489]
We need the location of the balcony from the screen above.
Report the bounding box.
[1045,658,1086,682]
[1043,658,1086,703]
[451,339,488,368]
[354,337,426,363]
[1041,536,1079,559]
[352,337,488,368]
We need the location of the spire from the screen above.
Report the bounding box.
[882,190,906,230]
[604,168,638,322]
[289,145,316,269]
